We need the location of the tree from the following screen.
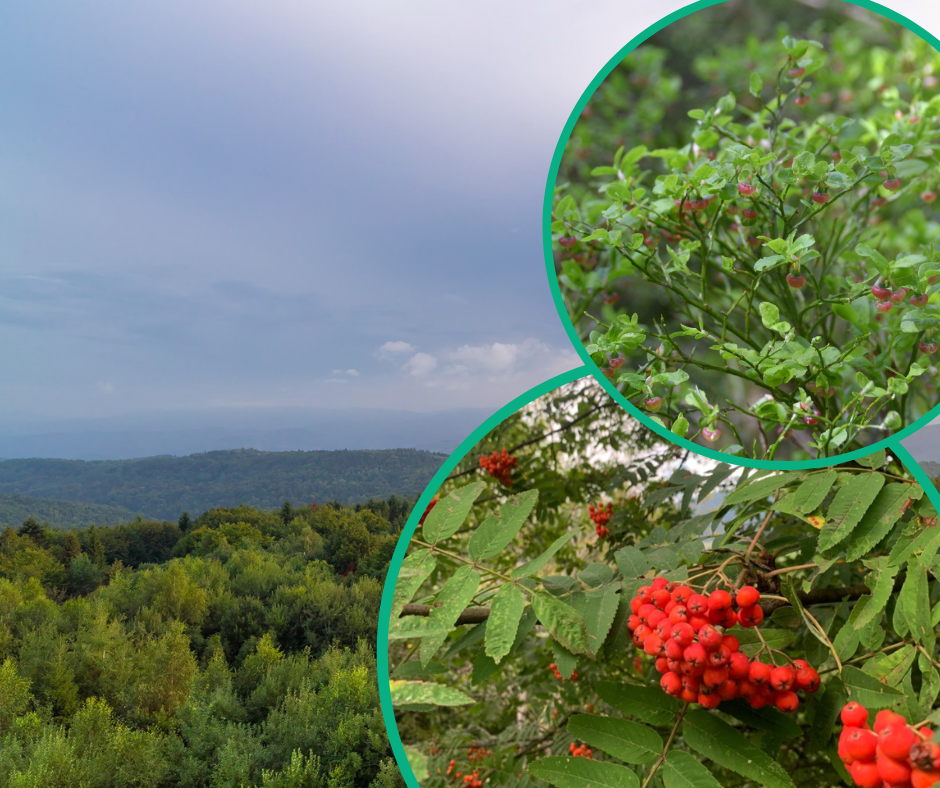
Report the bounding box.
[280,501,294,525]
[387,381,939,788]
[17,517,47,548]
[179,511,193,532]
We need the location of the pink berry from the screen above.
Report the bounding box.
[786,273,806,289]
[738,183,757,197]
[644,396,663,412]
[876,300,894,313]
[884,177,902,191]
[920,340,939,355]
[871,284,891,299]
[702,427,721,442]
[922,191,937,204]
[811,192,830,204]
[742,208,757,220]
[559,236,577,248]
[788,67,806,78]
[794,95,810,106]
[890,288,909,304]
[911,293,929,307]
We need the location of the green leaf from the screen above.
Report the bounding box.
[552,639,578,679]
[403,746,428,782]
[817,473,886,552]
[855,558,899,628]
[792,471,837,513]
[843,484,921,562]
[532,592,590,655]
[842,666,905,709]
[471,608,536,685]
[811,678,846,748]
[856,450,887,469]
[391,549,436,621]
[467,513,499,561]
[672,413,689,438]
[566,715,662,764]
[484,584,525,664]
[582,584,620,656]
[736,627,794,657]
[579,563,614,587]
[423,482,486,544]
[389,681,474,707]
[683,710,795,788]
[724,471,803,506]
[511,531,578,579]
[663,751,721,788]
[749,72,763,97]
[901,559,934,652]
[468,489,538,560]
[420,565,481,664]
[594,680,680,726]
[528,757,639,788]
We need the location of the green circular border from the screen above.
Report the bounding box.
[543,0,940,469]
[376,365,940,788]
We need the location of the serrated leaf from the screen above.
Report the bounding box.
[471,608,536,685]
[423,482,486,544]
[901,559,934,652]
[552,639,578,679]
[579,563,614,587]
[723,471,804,506]
[683,710,796,788]
[389,680,474,707]
[511,531,578,579]
[567,715,662,764]
[532,592,590,655]
[594,681,680,726]
[843,484,921,562]
[528,757,639,788]
[792,471,837,513]
[855,558,899,628]
[736,627,795,657]
[484,584,525,664]
[420,565,481,664]
[811,678,846,748]
[663,751,721,788]
[391,549,436,621]
[582,584,620,656]
[721,700,802,738]
[818,473,886,552]
[467,513,499,561]
[842,665,905,709]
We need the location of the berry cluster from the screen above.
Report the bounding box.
[589,503,612,538]
[549,662,578,681]
[569,743,593,759]
[479,450,518,486]
[446,762,483,788]
[628,578,819,712]
[839,702,940,787]
[870,282,936,343]
[466,746,491,763]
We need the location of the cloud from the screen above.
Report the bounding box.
[402,352,438,377]
[380,340,415,355]
[331,368,361,377]
[446,341,521,372]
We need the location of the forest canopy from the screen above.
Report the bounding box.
[0,494,412,787]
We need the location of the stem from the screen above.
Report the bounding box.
[641,702,689,788]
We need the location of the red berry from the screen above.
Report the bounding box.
[661,672,682,696]
[684,643,707,668]
[876,300,893,313]
[671,623,694,648]
[788,67,806,78]
[698,691,721,709]
[878,752,912,785]
[708,590,732,612]
[845,728,878,762]
[884,177,903,191]
[737,605,764,627]
[672,586,693,604]
[775,691,799,713]
[708,645,732,668]
[687,594,708,616]
[688,615,710,632]
[795,666,820,693]
[721,635,739,652]
[644,396,663,412]
[728,652,750,680]
[738,183,757,197]
[841,702,869,727]
[741,208,758,220]
[558,236,577,248]
[874,710,908,733]
[786,273,806,289]
[702,667,729,688]
[665,638,684,660]
[697,625,723,650]
[850,761,883,788]
[718,680,738,701]
[912,769,940,788]
[912,293,930,307]
[794,95,810,106]
[652,589,672,609]
[871,284,891,299]
[748,662,771,685]
[922,191,938,204]
[811,192,830,204]
[736,586,760,607]
[920,340,939,355]
[748,693,768,709]
[668,605,689,624]
[769,666,796,692]
[880,724,917,759]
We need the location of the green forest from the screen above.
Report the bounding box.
[0,494,412,787]
[0,449,444,521]
[0,493,139,530]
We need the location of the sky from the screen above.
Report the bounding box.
[2,0,938,429]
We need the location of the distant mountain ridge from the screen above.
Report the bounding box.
[0,448,446,521]
[0,492,140,529]
[901,425,940,474]
[919,460,940,479]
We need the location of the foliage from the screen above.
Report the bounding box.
[387,379,940,788]
[0,448,441,521]
[553,1,940,459]
[0,492,138,529]
[0,498,409,788]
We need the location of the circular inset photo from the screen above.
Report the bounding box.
[548,0,940,462]
[380,374,939,788]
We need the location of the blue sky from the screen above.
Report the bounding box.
[1,0,935,425]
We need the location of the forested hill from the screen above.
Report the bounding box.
[0,447,445,520]
[0,492,139,528]
[920,460,940,479]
